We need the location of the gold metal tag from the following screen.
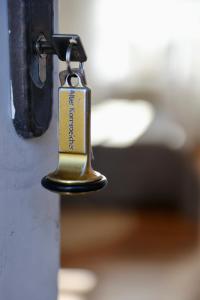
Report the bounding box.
[59,87,89,154]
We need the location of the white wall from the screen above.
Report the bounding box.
[0,2,59,299]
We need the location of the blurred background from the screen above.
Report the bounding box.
[58,1,200,299]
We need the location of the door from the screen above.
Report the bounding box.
[0,1,59,299]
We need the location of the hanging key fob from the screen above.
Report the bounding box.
[41,66,107,194]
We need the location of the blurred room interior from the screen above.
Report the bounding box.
[58,1,200,299]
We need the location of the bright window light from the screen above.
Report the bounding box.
[91,99,154,148]
[58,294,84,300]
[93,0,200,82]
[58,268,97,295]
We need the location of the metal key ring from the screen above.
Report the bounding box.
[65,41,75,73]
[65,71,82,87]
[66,40,84,74]
[65,40,86,88]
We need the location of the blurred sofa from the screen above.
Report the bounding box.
[62,144,199,220]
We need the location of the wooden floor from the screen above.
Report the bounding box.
[59,207,199,300]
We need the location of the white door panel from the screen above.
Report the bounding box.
[0,1,59,299]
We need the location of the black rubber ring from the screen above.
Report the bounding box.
[41,175,107,194]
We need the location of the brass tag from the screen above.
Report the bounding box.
[59,87,87,154]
